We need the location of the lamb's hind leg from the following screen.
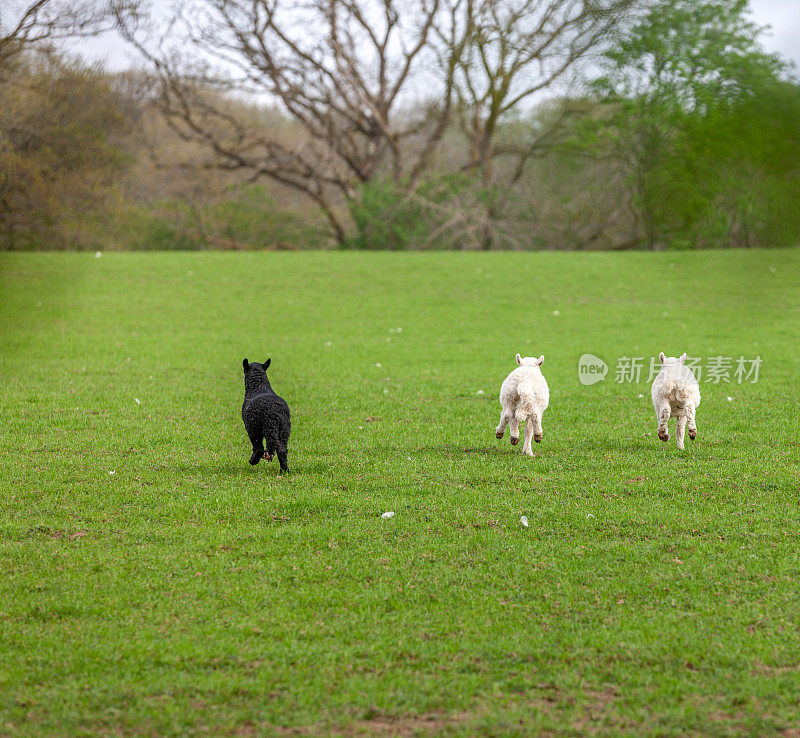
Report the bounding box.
[686,403,698,441]
[276,448,289,474]
[495,406,512,439]
[676,414,687,450]
[532,411,543,444]
[522,419,535,457]
[508,412,520,446]
[656,402,671,442]
[248,432,265,465]
[263,428,278,462]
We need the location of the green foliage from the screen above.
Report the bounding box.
[206,184,325,249]
[597,0,782,111]
[113,205,200,251]
[646,75,800,249]
[672,78,800,248]
[105,184,326,251]
[346,174,494,250]
[2,250,800,734]
[582,0,800,249]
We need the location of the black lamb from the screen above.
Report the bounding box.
[241,358,291,473]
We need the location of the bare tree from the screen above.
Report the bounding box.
[115,0,464,244]
[116,0,641,246]
[422,0,641,248]
[439,0,641,181]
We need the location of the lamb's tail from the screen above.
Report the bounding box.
[665,378,694,404]
[514,390,538,422]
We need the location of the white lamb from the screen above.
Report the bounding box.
[651,352,701,450]
[495,353,550,457]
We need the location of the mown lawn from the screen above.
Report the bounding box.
[1,249,799,737]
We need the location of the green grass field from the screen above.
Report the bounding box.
[1,250,799,737]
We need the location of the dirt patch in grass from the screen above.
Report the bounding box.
[752,662,800,677]
[342,711,469,737]
[258,687,624,737]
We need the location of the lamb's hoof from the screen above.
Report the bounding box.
[658,430,670,442]
[534,434,543,443]
[524,448,534,457]
[688,429,697,440]
[249,456,261,466]
[495,431,504,439]
[510,436,519,446]
[265,452,274,461]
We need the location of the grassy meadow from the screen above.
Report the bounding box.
[1,250,799,736]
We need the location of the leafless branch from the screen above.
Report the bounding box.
[0,0,126,78]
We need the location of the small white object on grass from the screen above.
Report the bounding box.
[95,252,102,258]
[638,394,644,398]
[108,471,116,476]
[375,362,382,368]
[134,398,140,405]
[381,511,395,519]
[587,513,595,519]
[520,516,529,527]
[553,310,559,317]
[476,390,484,395]
[383,389,389,394]
[325,341,332,346]
[727,396,733,401]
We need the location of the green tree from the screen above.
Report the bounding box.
[663,75,800,248]
[588,0,787,249]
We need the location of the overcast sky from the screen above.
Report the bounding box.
[73,0,800,72]
[749,0,800,65]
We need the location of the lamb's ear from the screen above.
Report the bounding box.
[243,358,249,373]
[659,352,666,364]
[537,355,544,366]
[679,352,687,364]
[264,358,271,370]
[515,353,522,365]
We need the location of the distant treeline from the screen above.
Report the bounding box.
[1,0,799,251]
